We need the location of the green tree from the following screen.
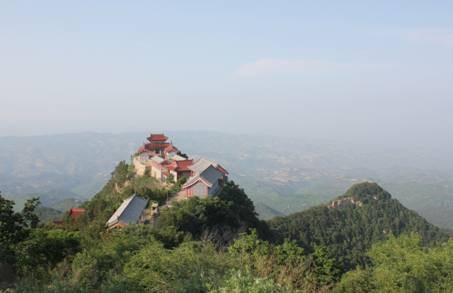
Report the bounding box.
[22,197,40,229]
[306,246,341,286]
[15,229,81,281]
[0,192,27,265]
[155,197,242,248]
[218,181,260,227]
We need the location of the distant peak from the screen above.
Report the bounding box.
[343,182,391,201]
[329,182,392,209]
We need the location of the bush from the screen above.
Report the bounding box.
[15,229,81,281]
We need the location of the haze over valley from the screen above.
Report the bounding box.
[2,131,452,228]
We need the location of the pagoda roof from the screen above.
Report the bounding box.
[147,134,168,142]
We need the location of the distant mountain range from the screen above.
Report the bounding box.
[1,131,453,228]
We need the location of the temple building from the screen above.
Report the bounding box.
[106,133,230,230]
[132,133,228,197]
[179,158,229,199]
[143,133,170,155]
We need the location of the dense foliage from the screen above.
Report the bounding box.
[335,234,453,292]
[0,192,80,289]
[268,182,448,270]
[0,192,42,267]
[2,164,453,292]
[154,181,268,248]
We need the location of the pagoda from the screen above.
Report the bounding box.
[144,133,170,154]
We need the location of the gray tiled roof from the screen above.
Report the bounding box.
[106,194,149,227]
[183,164,224,188]
[188,158,218,174]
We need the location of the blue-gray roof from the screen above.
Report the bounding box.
[107,194,149,227]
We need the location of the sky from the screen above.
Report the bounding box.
[1,1,452,150]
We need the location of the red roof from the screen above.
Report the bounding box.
[69,208,85,219]
[176,160,193,171]
[164,144,178,153]
[147,134,168,142]
[165,159,193,172]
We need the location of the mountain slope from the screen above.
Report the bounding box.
[268,182,448,270]
[35,206,64,222]
[254,202,284,220]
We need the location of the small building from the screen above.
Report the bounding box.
[180,158,228,198]
[69,208,85,219]
[106,195,149,229]
[166,159,193,182]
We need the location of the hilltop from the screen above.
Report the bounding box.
[68,133,267,246]
[268,182,448,270]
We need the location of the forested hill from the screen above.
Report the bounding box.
[71,161,268,247]
[2,164,453,291]
[268,182,448,270]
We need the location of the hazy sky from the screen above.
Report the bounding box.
[1,1,452,149]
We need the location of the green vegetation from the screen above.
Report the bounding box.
[0,192,40,267]
[34,206,64,223]
[268,182,448,271]
[335,234,453,292]
[2,163,453,292]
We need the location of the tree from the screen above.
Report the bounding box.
[306,246,341,286]
[22,197,40,229]
[0,192,27,265]
[155,197,238,248]
[15,229,81,280]
[218,181,258,225]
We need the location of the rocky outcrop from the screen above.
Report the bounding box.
[329,196,363,209]
[329,182,391,209]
